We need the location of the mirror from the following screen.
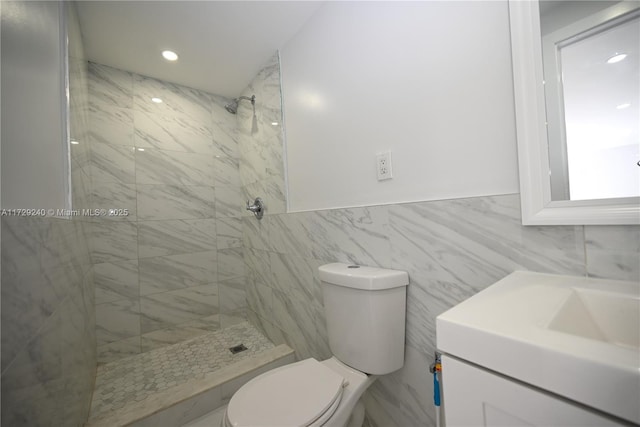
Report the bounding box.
[509,0,640,225]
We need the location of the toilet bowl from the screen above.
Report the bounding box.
[222,357,375,427]
[223,263,409,427]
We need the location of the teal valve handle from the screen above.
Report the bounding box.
[433,370,441,407]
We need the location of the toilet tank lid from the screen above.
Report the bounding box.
[319,263,409,290]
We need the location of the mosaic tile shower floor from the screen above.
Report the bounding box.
[88,322,274,421]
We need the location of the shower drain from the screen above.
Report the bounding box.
[229,344,248,354]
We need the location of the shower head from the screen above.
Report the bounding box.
[224,95,256,115]
[225,101,238,114]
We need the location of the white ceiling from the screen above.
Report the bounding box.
[75,1,323,98]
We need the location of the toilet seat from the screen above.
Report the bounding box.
[226,358,346,427]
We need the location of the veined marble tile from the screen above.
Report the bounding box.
[1,378,67,427]
[312,301,332,361]
[244,248,274,289]
[71,167,92,212]
[89,103,134,146]
[139,251,217,295]
[585,225,640,282]
[211,95,239,152]
[312,206,390,266]
[238,140,265,186]
[214,156,241,187]
[96,299,141,346]
[270,289,316,360]
[1,216,45,277]
[211,121,239,159]
[363,372,405,427]
[62,288,95,371]
[220,310,247,329]
[235,101,258,138]
[135,148,214,186]
[219,277,247,317]
[263,134,285,178]
[388,194,586,354]
[40,219,87,270]
[70,129,91,166]
[1,266,69,370]
[398,344,437,427]
[244,179,285,219]
[242,215,270,252]
[140,284,219,333]
[269,252,323,303]
[264,175,287,215]
[252,105,283,145]
[1,305,64,392]
[217,247,245,281]
[139,320,217,353]
[269,207,391,266]
[402,278,450,353]
[388,194,586,290]
[133,74,212,124]
[136,185,215,221]
[268,213,312,259]
[94,260,139,304]
[137,219,216,258]
[180,314,221,332]
[134,110,214,154]
[90,182,137,221]
[215,186,245,218]
[216,217,243,250]
[97,336,141,365]
[90,142,136,184]
[89,62,133,109]
[90,221,138,263]
[246,280,273,323]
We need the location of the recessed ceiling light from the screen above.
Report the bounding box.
[151,97,163,103]
[137,148,145,152]
[616,102,631,110]
[607,53,627,64]
[162,50,178,61]
[70,140,79,145]
[271,122,279,126]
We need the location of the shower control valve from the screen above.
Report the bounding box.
[246,197,264,220]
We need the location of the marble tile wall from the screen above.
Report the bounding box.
[236,53,287,216]
[88,63,247,364]
[242,196,639,426]
[1,4,96,426]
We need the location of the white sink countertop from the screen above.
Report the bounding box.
[436,271,640,425]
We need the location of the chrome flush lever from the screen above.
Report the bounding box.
[246,197,264,220]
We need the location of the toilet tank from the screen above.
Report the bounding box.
[318,263,409,375]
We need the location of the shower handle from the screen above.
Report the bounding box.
[246,197,264,220]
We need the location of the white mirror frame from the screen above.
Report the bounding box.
[508,0,640,225]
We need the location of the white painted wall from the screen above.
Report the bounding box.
[1,1,70,210]
[280,1,519,212]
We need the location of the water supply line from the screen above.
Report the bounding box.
[429,352,442,427]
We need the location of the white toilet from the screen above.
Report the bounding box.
[223,263,409,427]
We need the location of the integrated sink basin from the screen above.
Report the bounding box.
[437,271,640,425]
[548,287,639,350]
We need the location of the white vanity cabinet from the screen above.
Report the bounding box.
[441,355,624,427]
[436,271,640,426]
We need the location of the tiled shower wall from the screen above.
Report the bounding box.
[236,53,287,216]
[88,63,247,364]
[1,4,96,426]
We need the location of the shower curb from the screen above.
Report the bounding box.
[85,344,295,427]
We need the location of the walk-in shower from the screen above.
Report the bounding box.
[225,94,256,114]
